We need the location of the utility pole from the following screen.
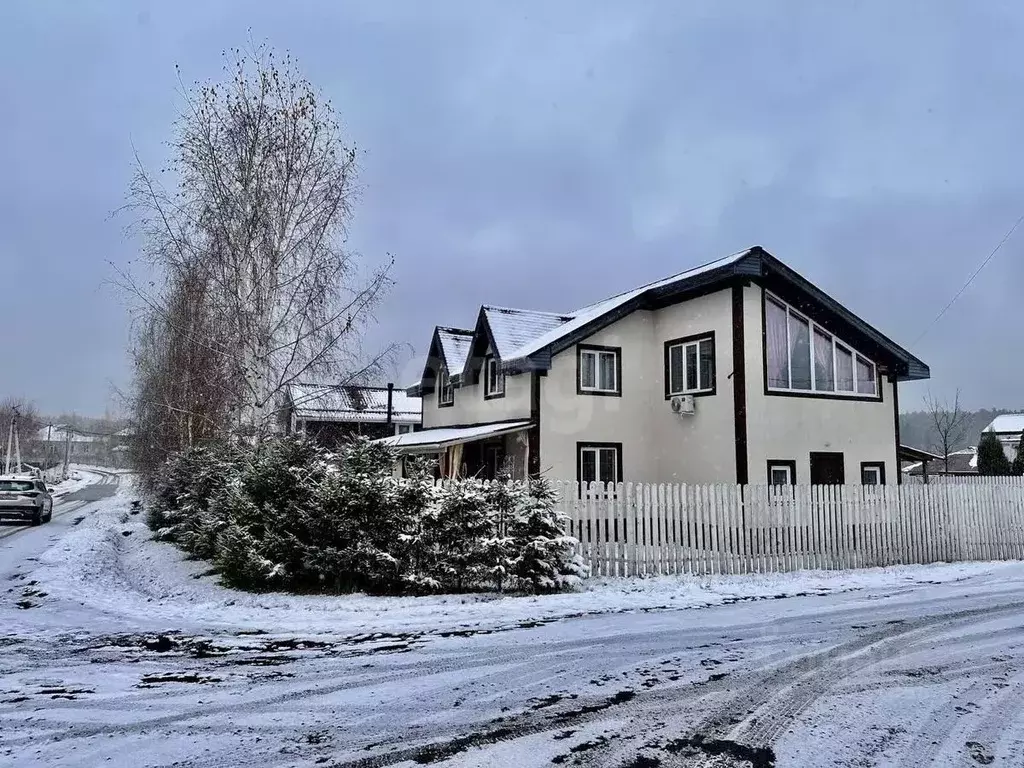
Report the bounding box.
[62,427,72,481]
[3,411,13,475]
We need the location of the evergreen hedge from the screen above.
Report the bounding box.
[145,437,586,595]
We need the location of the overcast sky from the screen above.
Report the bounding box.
[2,1,1022,416]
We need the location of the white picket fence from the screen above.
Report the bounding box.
[553,479,1024,577]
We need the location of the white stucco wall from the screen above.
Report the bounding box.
[538,289,737,484]
[421,346,532,429]
[741,284,899,485]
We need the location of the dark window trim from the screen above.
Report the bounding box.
[891,375,901,485]
[766,459,797,485]
[860,461,886,486]
[437,366,455,408]
[576,441,624,486]
[663,330,717,399]
[732,284,748,485]
[482,354,506,400]
[576,344,622,397]
[760,289,884,403]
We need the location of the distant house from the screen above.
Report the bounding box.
[397,246,930,485]
[904,447,978,479]
[981,414,1024,463]
[283,383,422,447]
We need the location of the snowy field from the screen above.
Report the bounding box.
[2,480,1024,766]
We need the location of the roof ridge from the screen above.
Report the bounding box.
[482,304,572,318]
[568,248,754,314]
[438,326,474,336]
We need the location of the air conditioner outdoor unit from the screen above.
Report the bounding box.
[670,394,695,415]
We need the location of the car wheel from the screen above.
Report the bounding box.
[44,508,53,523]
[30,509,42,526]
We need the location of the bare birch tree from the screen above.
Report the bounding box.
[123,42,394,442]
[926,389,970,473]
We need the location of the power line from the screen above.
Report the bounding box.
[912,212,1024,346]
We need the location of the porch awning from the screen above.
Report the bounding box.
[377,420,533,454]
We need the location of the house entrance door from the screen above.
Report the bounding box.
[809,451,845,485]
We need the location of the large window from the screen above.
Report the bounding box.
[484,354,505,398]
[578,345,621,395]
[578,442,622,485]
[765,293,879,398]
[438,366,454,407]
[665,333,715,397]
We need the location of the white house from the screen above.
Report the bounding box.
[981,414,1024,463]
[395,247,930,486]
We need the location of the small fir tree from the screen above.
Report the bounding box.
[481,471,529,592]
[1012,434,1024,476]
[978,431,1012,476]
[509,476,588,594]
[421,479,494,592]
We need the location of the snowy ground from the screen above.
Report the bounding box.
[2,481,1024,766]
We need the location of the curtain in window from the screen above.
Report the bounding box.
[581,353,596,388]
[698,339,714,390]
[789,313,811,390]
[581,450,596,483]
[856,357,876,395]
[669,345,684,393]
[766,299,789,388]
[599,352,616,390]
[599,448,616,483]
[813,329,834,391]
[835,346,854,391]
[685,344,698,391]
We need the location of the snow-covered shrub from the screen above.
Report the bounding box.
[481,473,528,592]
[508,476,588,594]
[215,520,279,590]
[418,479,495,592]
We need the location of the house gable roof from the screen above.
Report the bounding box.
[411,245,930,391]
[502,246,929,382]
[459,305,574,382]
[409,326,473,395]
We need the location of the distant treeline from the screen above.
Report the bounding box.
[900,408,1019,454]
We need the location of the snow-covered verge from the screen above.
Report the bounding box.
[16,481,1024,640]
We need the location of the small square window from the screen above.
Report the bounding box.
[578,443,621,485]
[860,462,885,486]
[578,346,620,395]
[666,334,715,396]
[767,460,795,486]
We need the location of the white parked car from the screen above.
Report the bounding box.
[0,475,53,525]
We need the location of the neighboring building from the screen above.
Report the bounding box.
[283,383,422,447]
[981,414,1024,463]
[396,246,930,485]
[904,447,977,479]
[34,425,107,465]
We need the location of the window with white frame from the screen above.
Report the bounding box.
[860,462,885,485]
[578,443,620,485]
[666,334,715,396]
[484,354,505,397]
[578,346,620,394]
[765,293,879,397]
[767,460,794,486]
[438,366,454,406]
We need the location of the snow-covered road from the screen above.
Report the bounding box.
[2,482,1023,767]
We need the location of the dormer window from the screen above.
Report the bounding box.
[484,355,505,398]
[438,366,454,407]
